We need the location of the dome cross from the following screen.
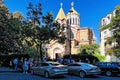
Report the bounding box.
[60,3,63,8]
[71,2,74,8]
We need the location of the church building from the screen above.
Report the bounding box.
[46,2,96,59]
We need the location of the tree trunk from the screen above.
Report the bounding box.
[39,43,43,62]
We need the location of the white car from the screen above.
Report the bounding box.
[31,61,68,78]
[67,62,101,78]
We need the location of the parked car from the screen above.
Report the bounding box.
[30,61,68,78]
[96,62,120,76]
[67,62,101,78]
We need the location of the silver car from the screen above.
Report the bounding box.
[67,62,101,78]
[31,61,68,78]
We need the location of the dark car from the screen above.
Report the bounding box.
[96,62,120,76]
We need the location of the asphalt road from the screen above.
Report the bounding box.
[0,72,120,80]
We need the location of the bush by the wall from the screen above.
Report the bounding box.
[0,53,30,67]
[93,53,106,62]
[63,54,99,64]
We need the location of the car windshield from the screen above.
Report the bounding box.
[49,62,61,66]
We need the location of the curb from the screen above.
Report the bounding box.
[0,67,18,72]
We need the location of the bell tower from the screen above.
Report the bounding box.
[67,2,80,28]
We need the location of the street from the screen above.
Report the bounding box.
[0,72,120,80]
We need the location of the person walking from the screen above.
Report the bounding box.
[13,58,18,70]
[23,58,29,74]
[18,57,23,72]
[9,59,13,69]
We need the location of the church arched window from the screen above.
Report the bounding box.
[67,19,69,24]
[71,16,73,24]
[78,17,79,25]
[73,17,74,25]
[76,17,77,25]
[70,18,71,25]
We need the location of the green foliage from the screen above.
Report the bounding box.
[0,53,30,67]
[63,54,99,64]
[99,23,111,31]
[27,2,42,25]
[93,53,106,61]
[104,6,120,56]
[78,44,100,54]
[0,2,66,62]
[114,49,120,57]
[110,6,120,45]
[106,49,114,55]
[0,4,24,54]
[106,37,116,43]
[22,47,39,58]
[26,3,66,61]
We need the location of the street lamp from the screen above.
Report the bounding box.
[69,9,73,63]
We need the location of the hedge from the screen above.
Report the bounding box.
[63,54,99,64]
[0,53,30,67]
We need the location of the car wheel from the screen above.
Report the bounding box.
[44,71,49,78]
[31,70,34,75]
[79,71,86,78]
[68,69,71,75]
[106,71,112,76]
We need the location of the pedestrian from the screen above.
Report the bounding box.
[13,58,18,70]
[85,58,90,63]
[9,59,13,69]
[79,58,81,62]
[18,57,23,72]
[23,58,29,74]
[28,58,33,72]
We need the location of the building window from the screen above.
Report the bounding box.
[76,42,79,46]
[104,31,107,34]
[73,18,74,25]
[78,18,80,25]
[103,19,107,26]
[76,18,77,25]
[107,16,110,20]
[108,41,112,45]
[103,19,105,24]
[70,18,71,25]
[76,17,78,25]
[67,20,69,24]
[74,40,79,46]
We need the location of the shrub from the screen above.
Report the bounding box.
[63,54,99,64]
[0,53,30,67]
[93,53,106,62]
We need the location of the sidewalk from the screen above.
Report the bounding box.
[0,67,17,72]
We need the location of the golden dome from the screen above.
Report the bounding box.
[55,3,66,20]
[67,2,79,15]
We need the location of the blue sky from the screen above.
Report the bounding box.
[5,0,120,44]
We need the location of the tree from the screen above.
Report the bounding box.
[106,6,120,56]
[78,44,100,55]
[0,4,32,54]
[78,44,105,62]
[26,3,66,61]
[111,6,120,46]
[27,2,42,26]
[0,4,24,54]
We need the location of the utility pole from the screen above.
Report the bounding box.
[69,3,73,63]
